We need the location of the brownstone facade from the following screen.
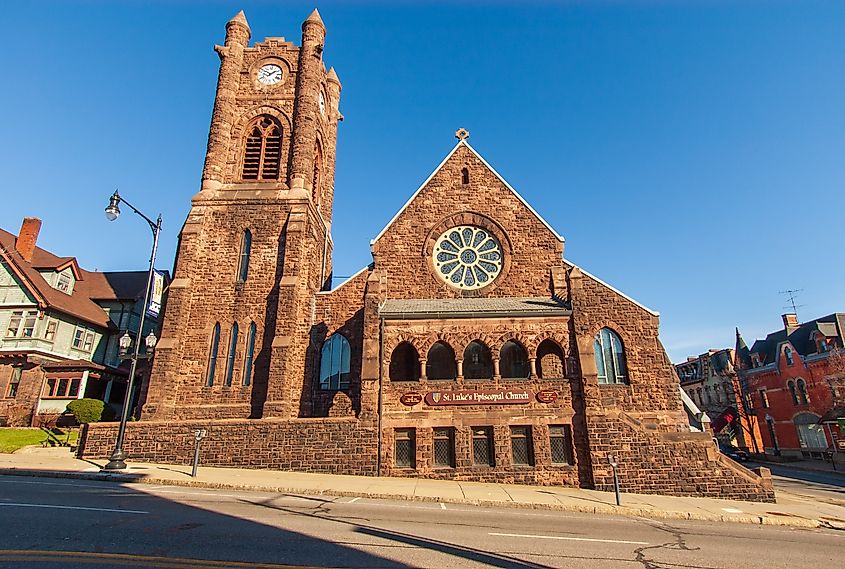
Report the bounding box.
[79,10,774,502]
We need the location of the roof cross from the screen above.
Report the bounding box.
[455,127,469,141]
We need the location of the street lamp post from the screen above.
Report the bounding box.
[103,190,162,471]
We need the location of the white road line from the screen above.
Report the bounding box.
[489,532,648,545]
[348,497,360,503]
[440,502,447,510]
[0,503,147,514]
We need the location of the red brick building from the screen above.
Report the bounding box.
[736,313,845,461]
[79,10,774,501]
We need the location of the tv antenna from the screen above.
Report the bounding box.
[779,288,804,317]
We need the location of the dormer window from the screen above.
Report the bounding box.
[751,353,762,368]
[814,332,829,353]
[784,346,794,366]
[56,272,71,293]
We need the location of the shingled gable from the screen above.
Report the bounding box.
[370,139,564,246]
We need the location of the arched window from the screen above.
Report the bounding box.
[787,380,799,405]
[206,323,220,387]
[796,378,810,404]
[243,322,256,386]
[500,340,529,379]
[536,339,565,379]
[312,141,323,203]
[390,342,420,382]
[426,342,456,380]
[224,323,239,386]
[784,346,794,366]
[320,334,350,390]
[594,328,627,384]
[814,332,828,353]
[463,340,493,380]
[242,116,282,181]
[237,230,252,283]
[461,167,469,185]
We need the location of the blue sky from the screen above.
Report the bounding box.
[3,1,843,362]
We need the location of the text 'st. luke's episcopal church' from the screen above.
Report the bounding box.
[80,10,774,501]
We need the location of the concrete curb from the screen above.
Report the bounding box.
[1,466,835,530]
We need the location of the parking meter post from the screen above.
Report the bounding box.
[192,429,207,478]
[609,455,621,506]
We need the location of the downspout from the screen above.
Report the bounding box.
[377,313,385,476]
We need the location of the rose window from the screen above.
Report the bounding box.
[432,226,503,290]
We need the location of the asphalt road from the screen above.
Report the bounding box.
[750,462,845,506]
[0,476,841,569]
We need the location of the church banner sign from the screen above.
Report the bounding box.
[424,389,532,406]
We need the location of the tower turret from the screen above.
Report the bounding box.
[289,9,327,199]
[202,11,252,190]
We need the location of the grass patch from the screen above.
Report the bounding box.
[0,428,79,453]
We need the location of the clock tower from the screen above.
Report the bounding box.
[143,9,342,420]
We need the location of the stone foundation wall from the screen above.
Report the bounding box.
[78,418,378,476]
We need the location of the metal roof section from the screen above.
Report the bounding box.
[371,139,565,245]
[564,259,660,317]
[379,296,571,320]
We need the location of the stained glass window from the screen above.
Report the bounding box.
[432,225,503,290]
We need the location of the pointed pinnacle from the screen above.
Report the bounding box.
[327,67,341,87]
[228,10,251,31]
[304,8,325,29]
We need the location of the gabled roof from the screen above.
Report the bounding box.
[371,139,564,245]
[0,227,150,329]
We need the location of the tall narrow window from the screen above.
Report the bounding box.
[461,167,469,185]
[472,426,495,466]
[433,427,455,468]
[237,230,252,283]
[797,378,810,404]
[206,323,221,387]
[224,323,239,386]
[241,116,282,181]
[312,141,323,203]
[319,334,350,390]
[395,428,415,468]
[500,340,529,379]
[243,322,256,386]
[549,425,574,465]
[787,380,798,405]
[6,368,22,398]
[510,426,534,466]
[594,328,628,384]
[758,389,769,408]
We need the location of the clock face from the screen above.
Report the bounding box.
[257,64,283,86]
[319,91,326,116]
[432,226,503,290]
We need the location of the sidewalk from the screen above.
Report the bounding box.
[2,447,844,530]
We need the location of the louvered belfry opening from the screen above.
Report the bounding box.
[242,116,282,181]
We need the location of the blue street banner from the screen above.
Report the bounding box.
[146,270,165,318]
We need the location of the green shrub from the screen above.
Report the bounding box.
[66,398,105,424]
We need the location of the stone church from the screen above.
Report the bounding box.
[80,10,774,501]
